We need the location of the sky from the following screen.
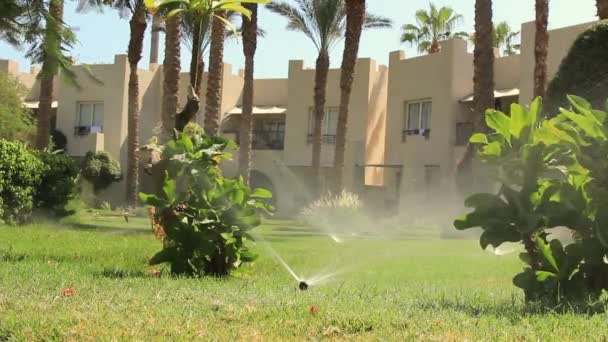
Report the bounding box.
[0,0,598,79]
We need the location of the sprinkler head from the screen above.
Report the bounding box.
[298,281,309,291]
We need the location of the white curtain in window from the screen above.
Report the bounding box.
[407,102,420,130]
[79,103,93,126]
[93,103,104,127]
[421,102,432,130]
[325,108,338,135]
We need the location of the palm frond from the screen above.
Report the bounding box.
[363,13,392,29]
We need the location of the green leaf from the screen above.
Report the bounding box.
[481,141,502,157]
[535,271,557,282]
[139,193,166,207]
[486,109,512,143]
[536,237,559,273]
[148,247,177,266]
[509,103,527,139]
[250,188,272,199]
[469,133,488,144]
[162,176,177,203]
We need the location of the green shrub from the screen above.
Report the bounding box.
[299,190,365,231]
[34,151,79,215]
[0,140,43,224]
[140,128,273,277]
[545,21,608,115]
[455,96,608,305]
[51,130,68,152]
[81,151,122,193]
[0,72,35,143]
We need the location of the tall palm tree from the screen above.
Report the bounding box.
[78,0,149,205]
[149,13,161,64]
[161,13,182,136]
[598,0,608,19]
[458,0,494,178]
[36,0,67,150]
[267,0,390,196]
[203,11,225,136]
[125,2,148,205]
[400,3,466,54]
[238,3,258,185]
[148,0,267,134]
[468,21,520,56]
[334,0,386,191]
[534,0,549,98]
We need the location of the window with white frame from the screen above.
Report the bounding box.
[75,102,104,135]
[403,100,432,141]
[307,107,338,144]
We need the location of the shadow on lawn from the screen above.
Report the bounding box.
[97,268,151,279]
[64,222,151,236]
[415,297,606,319]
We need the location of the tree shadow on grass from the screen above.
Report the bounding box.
[415,297,606,320]
[62,222,151,236]
[96,268,151,279]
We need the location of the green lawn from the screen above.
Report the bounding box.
[0,212,607,341]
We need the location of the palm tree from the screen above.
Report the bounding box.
[468,21,520,56]
[400,3,466,54]
[78,0,149,205]
[598,0,608,19]
[161,13,182,136]
[36,0,68,150]
[238,3,258,185]
[203,11,226,136]
[267,0,390,196]
[125,2,148,205]
[534,0,549,98]
[149,13,161,64]
[458,0,494,178]
[334,0,385,191]
[148,0,268,133]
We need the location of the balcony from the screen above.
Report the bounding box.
[226,131,285,150]
[401,129,431,142]
[307,134,337,144]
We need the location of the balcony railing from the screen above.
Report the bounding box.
[224,131,285,150]
[307,134,337,144]
[401,129,431,142]
[74,126,103,136]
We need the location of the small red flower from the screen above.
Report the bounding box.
[309,305,319,314]
[150,269,161,277]
[60,288,76,297]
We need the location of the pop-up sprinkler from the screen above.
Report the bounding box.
[298,281,309,290]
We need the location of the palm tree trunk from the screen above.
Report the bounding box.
[195,53,204,96]
[238,4,258,185]
[598,0,608,19]
[36,0,63,150]
[175,14,203,132]
[162,14,181,137]
[311,50,330,196]
[204,12,225,136]
[533,0,549,98]
[126,5,147,206]
[149,13,160,64]
[457,0,494,181]
[429,39,441,54]
[333,0,365,192]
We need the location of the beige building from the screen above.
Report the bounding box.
[0,20,596,216]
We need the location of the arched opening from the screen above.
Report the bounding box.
[250,170,277,209]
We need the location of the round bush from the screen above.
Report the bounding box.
[0,140,43,224]
[34,151,79,214]
[546,21,608,115]
[81,151,122,193]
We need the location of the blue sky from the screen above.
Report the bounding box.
[0,0,597,78]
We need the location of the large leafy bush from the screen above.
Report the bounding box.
[81,151,122,193]
[455,96,608,304]
[0,72,35,143]
[34,151,79,215]
[545,21,608,115]
[140,129,273,277]
[0,140,43,224]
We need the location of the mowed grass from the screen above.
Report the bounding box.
[0,212,607,341]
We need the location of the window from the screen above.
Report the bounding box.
[253,119,285,150]
[403,100,432,141]
[75,102,104,135]
[307,107,338,144]
[455,122,474,146]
